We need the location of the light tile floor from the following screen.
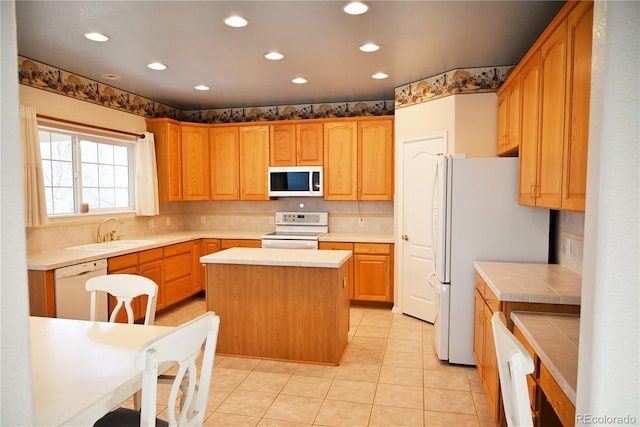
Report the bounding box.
[149,297,497,427]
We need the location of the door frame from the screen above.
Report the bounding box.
[394,131,448,314]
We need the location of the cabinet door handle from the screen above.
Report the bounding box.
[401,234,409,241]
[530,183,536,198]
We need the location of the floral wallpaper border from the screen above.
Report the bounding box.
[19,56,513,123]
[394,65,514,108]
[18,56,394,123]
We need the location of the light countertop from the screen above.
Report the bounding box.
[201,247,352,268]
[474,261,581,305]
[28,231,393,270]
[510,311,580,405]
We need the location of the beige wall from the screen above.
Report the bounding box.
[394,93,498,158]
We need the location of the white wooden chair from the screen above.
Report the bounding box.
[93,312,220,427]
[491,311,534,427]
[86,274,159,325]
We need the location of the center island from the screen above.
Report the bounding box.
[200,247,352,365]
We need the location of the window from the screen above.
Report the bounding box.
[39,126,135,215]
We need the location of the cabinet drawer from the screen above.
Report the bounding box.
[514,326,540,377]
[220,239,261,249]
[319,242,353,251]
[484,284,501,313]
[163,241,193,257]
[164,252,192,282]
[108,253,138,272]
[540,364,575,427]
[139,248,163,264]
[354,243,391,255]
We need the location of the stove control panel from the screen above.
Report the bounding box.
[275,212,328,226]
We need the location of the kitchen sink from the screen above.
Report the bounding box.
[66,239,157,252]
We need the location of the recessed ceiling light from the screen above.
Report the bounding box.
[343,2,370,15]
[292,77,307,84]
[372,72,388,79]
[264,51,284,61]
[360,43,380,53]
[194,85,210,91]
[84,32,109,42]
[147,62,167,71]
[224,15,248,27]
[101,73,120,80]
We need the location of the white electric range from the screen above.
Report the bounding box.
[261,212,328,250]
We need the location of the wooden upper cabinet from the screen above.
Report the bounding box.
[324,121,358,200]
[537,19,567,209]
[518,51,542,206]
[358,119,394,201]
[146,118,182,202]
[496,75,521,156]
[296,123,323,165]
[562,0,592,212]
[210,127,240,200]
[239,125,270,200]
[181,124,210,201]
[270,124,297,166]
[270,123,323,166]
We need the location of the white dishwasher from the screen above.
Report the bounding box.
[54,259,108,321]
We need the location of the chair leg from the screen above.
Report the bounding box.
[133,390,141,410]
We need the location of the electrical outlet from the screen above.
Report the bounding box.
[166,217,171,226]
[565,238,571,256]
[200,216,206,225]
[359,218,365,227]
[148,219,155,229]
[269,216,275,225]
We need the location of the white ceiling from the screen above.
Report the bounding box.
[15,1,565,111]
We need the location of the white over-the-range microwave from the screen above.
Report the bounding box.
[268,166,323,197]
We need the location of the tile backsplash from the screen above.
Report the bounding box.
[557,210,585,275]
[26,200,394,254]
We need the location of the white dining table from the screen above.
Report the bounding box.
[30,316,173,427]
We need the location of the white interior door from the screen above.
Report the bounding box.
[398,133,447,322]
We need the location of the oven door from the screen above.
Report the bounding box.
[261,239,318,250]
[428,273,450,360]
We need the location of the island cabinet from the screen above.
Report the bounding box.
[473,268,581,425]
[209,127,240,200]
[496,73,521,157]
[515,0,592,212]
[239,125,270,200]
[145,118,182,202]
[202,247,351,365]
[181,124,211,201]
[319,241,394,304]
[323,118,394,201]
[269,122,323,166]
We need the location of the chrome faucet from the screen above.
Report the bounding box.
[96,217,124,243]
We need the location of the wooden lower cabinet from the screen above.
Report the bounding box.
[319,241,393,303]
[319,242,354,299]
[138,248,164,311]
[220,239,261,249]
[473,272,580,425]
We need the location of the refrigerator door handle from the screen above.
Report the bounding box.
[431,158,441,269]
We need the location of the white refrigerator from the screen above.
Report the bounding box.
[429,155,549,365]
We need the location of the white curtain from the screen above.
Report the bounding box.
[136,132,159,216]
[21,105,49,227]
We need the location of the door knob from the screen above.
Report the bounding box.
[402,234,409,241]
